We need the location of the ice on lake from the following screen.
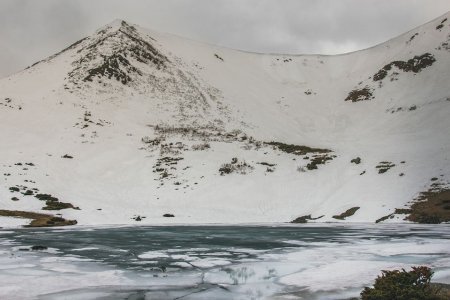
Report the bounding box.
[0,224,449,299]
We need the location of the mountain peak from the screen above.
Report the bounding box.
[67,19,169,87]
[95,19,136,35]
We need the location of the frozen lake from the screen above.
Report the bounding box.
[0,224,449,299]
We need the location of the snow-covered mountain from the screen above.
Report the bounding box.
[1,13,449,226]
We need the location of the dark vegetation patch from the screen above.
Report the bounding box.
[1,97,22,110]
[219,158,253,175]
[351,157,361,164]
[376,208,415,223]
[214,54,224,61]
[62,154,73,159]
[406,187,450,224]
[436,24,444,30]
[153,156,184,180]
[23,189,34,196]
[43,201,76,210]
[258,162,276,173]
[142,136,161,146]
[408,33,419,43]
[377,181,450,224]
[257,162,276,167]
[375,214,393,224]
[387,105,419,114]
[132,215,146,221]
[306,154,336,170]
[9,185,35,195]
[163,213,175,218]
[74,111,111,130]
[35,193,78,211]
[263,142,335,171]
[290,215,324,223]
[361,266,447,300]
[266,142,331,156]
[191,142,210,151]
[376,161,395,174]
[373,53,436,82]
[345,87,374,102]
[332,207,360,220]
[0,210,77,227]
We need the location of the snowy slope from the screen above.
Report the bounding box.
[0,14,449,226]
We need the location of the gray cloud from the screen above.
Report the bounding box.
[1,0,450,78]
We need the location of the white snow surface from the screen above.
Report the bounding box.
[0,14,450,226]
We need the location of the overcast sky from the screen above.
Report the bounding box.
[1,0,450,78]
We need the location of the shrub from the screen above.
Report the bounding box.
[214,54,224,61]
[266,142,331,155]
[297,166,306,172]
[219,158,253,175]
[376,161,395,174]
[43,201,75,210]
[219,163,234,175]
[306,155,335,170]
[345,87,374,102]
[351,157,362,164]
[361,266,439,300]
[258,162,276,167]
[142,136,161,146]
[191,142,210,151]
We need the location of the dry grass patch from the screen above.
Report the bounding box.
[407,188,450,224]
[0,209,77,227]
[332,207,360,220]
